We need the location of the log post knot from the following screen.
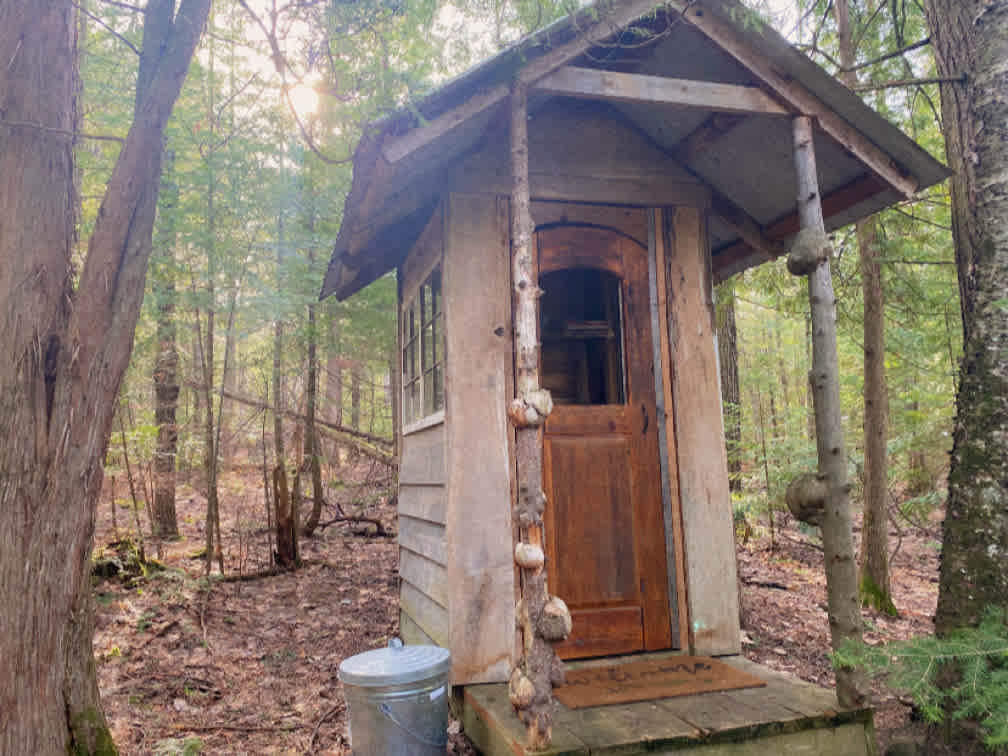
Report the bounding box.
[515,541,545,570]
[786,472,828,526]
[508,388,554,428]
[787,228,832,276]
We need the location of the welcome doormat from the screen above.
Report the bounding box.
[554,656,766,709]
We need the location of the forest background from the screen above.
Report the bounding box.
[17,0,979,751]
[87,0,957,578]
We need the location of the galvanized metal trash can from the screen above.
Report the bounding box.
[338,639,451,755]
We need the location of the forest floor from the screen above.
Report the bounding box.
[93,462,941,755]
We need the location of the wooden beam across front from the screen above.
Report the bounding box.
[380,0,665,166]
[533,67,789,116]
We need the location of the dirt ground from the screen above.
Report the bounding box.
[93,464,940,755]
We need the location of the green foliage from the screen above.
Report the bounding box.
[835,609,1008,747]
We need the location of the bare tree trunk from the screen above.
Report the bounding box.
[791,116,866,709]
[389,350,401,463]
[834,0,895,616]
[0,2,210,752]
[507,81,568,751]
[716,282,741,492]
[350,365,361,431]
[152,149,180,539]
[302,247,325,537]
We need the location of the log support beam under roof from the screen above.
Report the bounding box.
[533,66,789,116]
[712,173,889,280]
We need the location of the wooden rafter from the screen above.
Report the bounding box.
[533,66,789,115]
[711,172,888,278]
[671,1,918,198]
[663,113,785,264]
[380,0,666,166]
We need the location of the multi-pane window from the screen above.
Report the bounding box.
[402,268,444,425]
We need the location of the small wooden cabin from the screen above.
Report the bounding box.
[322,0,945,751]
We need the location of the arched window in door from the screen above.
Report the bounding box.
[540,267,626,406]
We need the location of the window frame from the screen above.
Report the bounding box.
[401,266,445,431]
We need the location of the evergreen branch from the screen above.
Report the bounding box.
[835,609,1008,746]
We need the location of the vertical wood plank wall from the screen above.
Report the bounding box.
[443,192,516,685]
[661,206,741,655]
[398,207,449,648]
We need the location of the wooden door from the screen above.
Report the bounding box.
[538,226,673,659]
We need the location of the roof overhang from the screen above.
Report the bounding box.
[321,0,947,301]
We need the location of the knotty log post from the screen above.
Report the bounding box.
[507,80,570,750]
[790,116,866,708]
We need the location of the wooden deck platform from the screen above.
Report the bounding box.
[461,655,875,755]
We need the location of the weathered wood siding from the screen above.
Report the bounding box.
[661,206,741,655]
[454,103,710,208]
[443,192,516,685]
[397,208,449,648]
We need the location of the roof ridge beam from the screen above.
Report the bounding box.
[673,1,917,198]
[533,66,789,115]
[381,0,667,166]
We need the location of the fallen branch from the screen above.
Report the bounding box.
[185,381,396,466]
[310,703,345,750]
[220,566,297,583]
[316,515,391,537]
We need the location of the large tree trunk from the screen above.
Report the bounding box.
[791,116,866,709]
[833,0,894,616]
[152,150,180,540]
[923,4,1008,750]
[0,2,210,752]
[925,0,1008,634]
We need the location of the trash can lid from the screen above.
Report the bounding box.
[338,640,451,687]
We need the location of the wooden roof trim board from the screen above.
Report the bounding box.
[380,0,670,166]
[672,1,919,198]
[533,66,789,116]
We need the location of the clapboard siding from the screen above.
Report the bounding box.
[398,484,446,525]
[400,579,448,647]
[400,547,448,607]
[399,423,446,486]
[399,514,447,566]
[400,610,438,647]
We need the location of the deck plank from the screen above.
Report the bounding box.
[556,698,699,755]
[461,656,873,756]
[463,684,588,756]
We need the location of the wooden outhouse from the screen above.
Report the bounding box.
[322,0,945,752]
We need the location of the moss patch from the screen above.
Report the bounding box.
[68,707,118,756]
[860,573,899,617]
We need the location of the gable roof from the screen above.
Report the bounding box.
[321,0,947,300]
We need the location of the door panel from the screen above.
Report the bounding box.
[538,225,673,659]
[545,435,636,605]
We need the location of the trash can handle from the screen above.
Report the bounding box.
[378,702,448,748]
[388,637,404,649]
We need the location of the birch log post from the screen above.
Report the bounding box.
[790,116,866,708]
[507,80,569,750]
